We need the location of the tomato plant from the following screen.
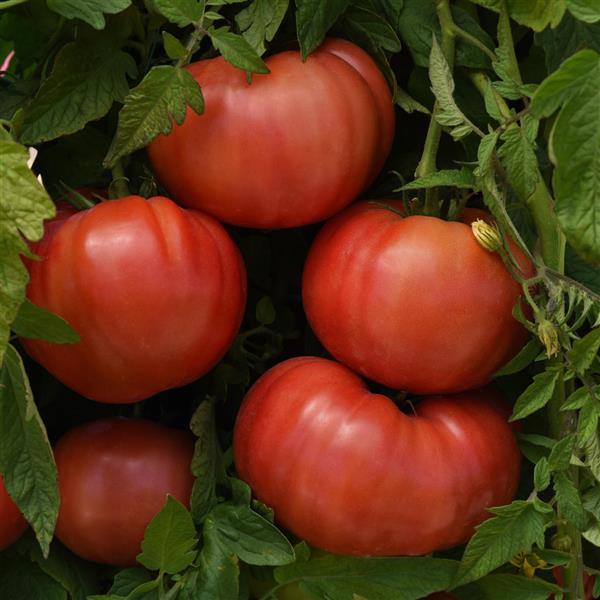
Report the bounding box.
[147,38,395,229]
[234,356,521,556]
[0,476,27,551]
[1,1,599,599]
[22,195,247,403]
[303,203,534,394]
[54,418,195,566]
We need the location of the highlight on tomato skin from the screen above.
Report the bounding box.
[147,38,395,229]
[54,418,195,567]
[21,195,247,404]
[233,356,521,557]
[302,201,535,395]
[0,476,27,552]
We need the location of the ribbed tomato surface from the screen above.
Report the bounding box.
[22,196,246,403]
[55,418,194,566]
[234,357,521,556]
[303,203,534,394]
[147,38,395,228]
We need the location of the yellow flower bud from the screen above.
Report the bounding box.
[471,219,502,252]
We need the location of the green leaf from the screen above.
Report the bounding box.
[235,0,289,56]
[109,569,153,596]
[137,496,198,574]
[162,31,187,60]
[29,541,100,600]
[497,124,539,201]
[256,296,276,325]
[194,518,240,600]
[548,433,577,472]
[493,4,522,86]
[578,402,600,445]
[104,65,204,168]
[275,555,459,600]
[208,26,270,73]
[566,244,600,294]
[295,0,351,59]
[153,0,205,27]
[511,369,561,421]
[495,338,543,377]
[569,327,600,373]
[429,36,473,134]
[554,471,587,529]
[399,169,476,191]
[583,521,600,547]
[530,50,600,263]
[12,299,79,344]
[518,432,556,464]
[535,13,600,73]
[0,138,54,366]
[339,4,402,53]
[469,0,566,31]
[394,86,429,114]
[208,502,295,566]
[477,574,561,600]
[190,398,220,524]
[452,501,548,588]
[0,345,58,556]
[586,431,600,483]
[562,386,595,410]
[397,1,493,69]
[566,0,600,24]
[0,555,67,600]
[19,39,136,145]
[47,0,131,29]
[534,456,551,491]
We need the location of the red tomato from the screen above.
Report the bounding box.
[22,195,246,403]
[302,203,534,394]
[0,476,27,551]
[234,357,521,556]
[147,38,395,229]
[54,418,195,566]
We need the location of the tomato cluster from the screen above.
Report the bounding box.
[5,39,527,587]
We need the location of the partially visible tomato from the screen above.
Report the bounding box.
[234,357,521,556]
[147,38,395,229]
[302,203,534,394]
[0,476,27,551]
[22,195,247,403]
[54,418,195,566]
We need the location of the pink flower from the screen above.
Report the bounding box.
[1,50,14,77]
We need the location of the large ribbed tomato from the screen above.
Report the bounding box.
[302,203,534,394]
[234,357,521,556]
[54,418,194,566]
[0,476,27,551]
[22,196,246,403]
[147,38,395,229]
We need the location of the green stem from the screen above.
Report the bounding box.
[450,24,496,61]
[415,0,456,216]
[0,0,28,9]
[110,161,130,198]
[176,22,208,68]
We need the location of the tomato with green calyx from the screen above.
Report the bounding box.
[22,195,246,403]
[302,203,534,394]
[234,357,521,556]
[54,418,194,566]
[0,476,27,551]
[147,39,395,229]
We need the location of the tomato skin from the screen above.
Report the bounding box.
[234,357,521,556]
[54,418,195,566]
[302,203,534,394]
[147,38,395,229]
[22,195,247,403]
[0,477,27,551]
